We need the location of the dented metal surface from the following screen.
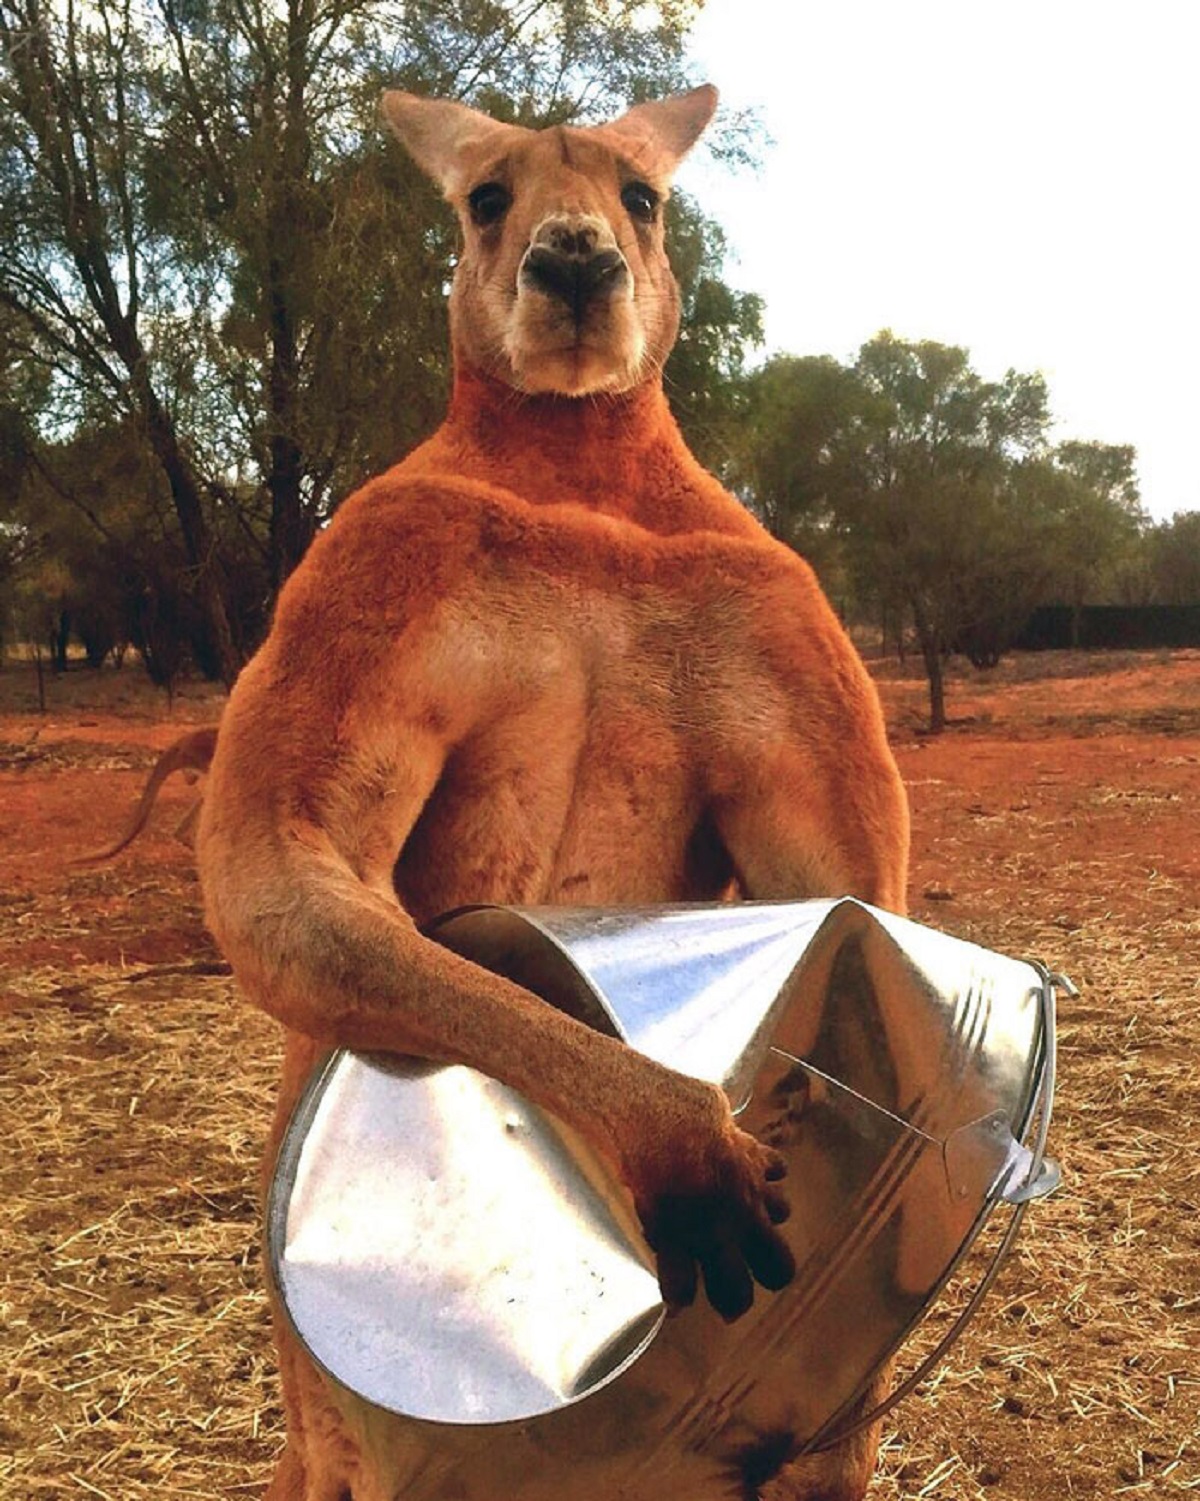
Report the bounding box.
[267,898,1060,1499]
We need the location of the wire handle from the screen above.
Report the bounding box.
[808,963,1069,1452]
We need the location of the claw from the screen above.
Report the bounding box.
[656,1242,699,1311]
[702,1238,755,1322]
[763,1149,788,1182]
[638,1118,796,1322]
[744,1219,795,1293]
[765,1187,791,1225]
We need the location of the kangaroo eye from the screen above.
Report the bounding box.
[468,181,511,227]
[621,181,658,223]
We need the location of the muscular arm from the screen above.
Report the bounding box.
[709,564,910,914]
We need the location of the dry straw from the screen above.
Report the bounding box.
[4,910,1196,1497]
[2,652,1198,1497]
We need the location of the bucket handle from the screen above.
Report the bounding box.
[808,962,1072,1453]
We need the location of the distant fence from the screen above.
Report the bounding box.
[1016,605,1200,651]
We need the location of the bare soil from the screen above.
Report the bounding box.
[1,649,1197,1499]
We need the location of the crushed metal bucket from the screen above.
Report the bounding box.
[267,899,1063,1500]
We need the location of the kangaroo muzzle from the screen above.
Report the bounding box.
[521,215,630,322]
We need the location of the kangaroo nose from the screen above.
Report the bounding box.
[539,220,601,258]
[523,246,626,315]
[522,218,627,320]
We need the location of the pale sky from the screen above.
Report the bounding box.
[678,0,1198,521]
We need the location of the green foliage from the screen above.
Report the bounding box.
[4,419,211,679]
[1036,441,1146,624]
[663,193,763,471]
[734,331,1148,730]
[4,1,1152,724]
[1146,511,1200,605]
[0,0,755,682]
[729,353,869,586]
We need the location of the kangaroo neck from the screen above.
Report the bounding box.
[450,362,672,455]
[403,362,758,538]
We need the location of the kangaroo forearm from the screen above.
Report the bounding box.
[209,855,703,1179]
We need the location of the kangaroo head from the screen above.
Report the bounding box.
[381,86,717,397]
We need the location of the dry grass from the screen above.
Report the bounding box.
[866,899,1200,1498]
[4,914,1196,1498]
[1,652,1198,1498]
[0,971,283,1497]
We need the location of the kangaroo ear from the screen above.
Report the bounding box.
[381,91,524,195]
[604,85,719,176]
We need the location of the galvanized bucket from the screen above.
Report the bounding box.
[267,899,1063,1499]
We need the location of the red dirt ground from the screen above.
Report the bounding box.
[1,648,1197,1498]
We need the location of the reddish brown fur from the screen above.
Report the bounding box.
[196,86,909,1500]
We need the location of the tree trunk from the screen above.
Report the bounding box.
[135,374,242,687]
[265,0,317,593]
[266,257,311,592]
[53,608,70,672]
[912,598,947,733]
[32,641,46,713]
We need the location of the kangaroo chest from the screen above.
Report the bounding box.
[393,528,770,921]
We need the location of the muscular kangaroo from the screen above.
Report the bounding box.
[196,85,909,1500]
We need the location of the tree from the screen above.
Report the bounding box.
[1043,440,1146,638]
[729,354,868,589]
[1,0,760,684]
[1147,511,1200,604]
[838,333,1055,730]
[662,194,763,472]
[1,301,52,660]
[729,331,1152,730]
[0,0,243,681]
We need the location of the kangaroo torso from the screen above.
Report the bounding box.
[197,84,907,1501]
